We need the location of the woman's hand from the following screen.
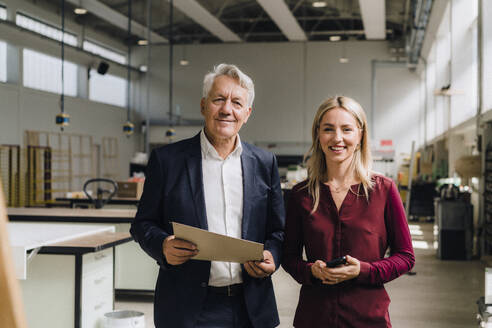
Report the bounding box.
[322,255,360,285]
[311,255,360,284]
[311,260,329,281]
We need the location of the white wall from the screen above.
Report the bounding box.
[0,0,140,181]
[136,41,422,159]
[374,64,421,156]
[0,83,138,180]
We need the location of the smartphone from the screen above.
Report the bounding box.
[325,256,347,268]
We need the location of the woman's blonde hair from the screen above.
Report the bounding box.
[305,96,373,213]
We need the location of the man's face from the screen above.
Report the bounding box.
[201,75,251,143]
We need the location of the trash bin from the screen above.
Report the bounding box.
[103,310,145,328]
[435,199,473,260]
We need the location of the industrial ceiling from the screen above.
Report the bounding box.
[35,0,410,45]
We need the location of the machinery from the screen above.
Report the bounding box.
[83,178,118,209]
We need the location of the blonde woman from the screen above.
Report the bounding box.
[282,96,414,327]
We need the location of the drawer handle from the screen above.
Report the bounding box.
[94,302,106,310]
[94,277,107,284]
[95,253,108,260]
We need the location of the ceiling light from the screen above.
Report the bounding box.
[312,1,327,8]
[179,59,189,66]
[74,8,88,15]
[137,39,148,46]
[329,35,341,42]
[139,65,148,72]
[339,57,349,64]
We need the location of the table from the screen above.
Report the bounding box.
[8,222,132,328]
[8,208,159,295]
[55,197,139,208]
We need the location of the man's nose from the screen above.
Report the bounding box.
[219,99,233,115]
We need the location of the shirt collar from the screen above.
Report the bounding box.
[200,129,243,160]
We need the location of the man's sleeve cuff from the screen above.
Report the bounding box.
[151,234,170,269]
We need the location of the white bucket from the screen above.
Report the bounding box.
[103,310,145,328]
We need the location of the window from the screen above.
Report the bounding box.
[0,6,7,20]
[16,13,77,47]
[449,0,478,127]
[0,40,6,83]
[484,0,492,112]
[83,40,126,65]
[89,70,126,107]
[23,48,77,96]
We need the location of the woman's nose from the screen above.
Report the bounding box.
[333,129,343,140]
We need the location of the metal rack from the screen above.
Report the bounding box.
[102,137,119,181]
[484,143,492,255]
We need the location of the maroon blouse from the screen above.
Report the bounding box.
[282,175,415,328]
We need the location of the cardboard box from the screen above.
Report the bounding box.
[117,181,144,199]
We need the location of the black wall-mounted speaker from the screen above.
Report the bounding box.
[97,61,109,75]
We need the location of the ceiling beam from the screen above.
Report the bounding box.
[256,0,307,41]
[66,0,167,43]
[358,0,386,39]
[166,0,241,42]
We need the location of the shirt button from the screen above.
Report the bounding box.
[201,282,207,288]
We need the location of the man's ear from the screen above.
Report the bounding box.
[200,98,206,114]
[243,107,253,123]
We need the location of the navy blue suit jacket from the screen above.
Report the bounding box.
[130,133,285,328]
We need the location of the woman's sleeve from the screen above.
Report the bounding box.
[281,190,316,285]
[356,180,415,285]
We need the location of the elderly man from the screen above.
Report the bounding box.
[130,63,285,328]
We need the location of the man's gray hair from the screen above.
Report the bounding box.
[202,63,255,108]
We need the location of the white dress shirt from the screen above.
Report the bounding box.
[200,130,244,287]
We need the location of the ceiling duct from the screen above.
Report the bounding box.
[407,0,433,66]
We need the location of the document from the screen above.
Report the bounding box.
[172,222,264,263]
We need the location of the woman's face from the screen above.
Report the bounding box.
[318,107,362,165]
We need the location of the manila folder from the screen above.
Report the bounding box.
[172,222,264,263]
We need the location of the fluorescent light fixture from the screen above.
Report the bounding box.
[137,39,148,46]
[257,0,307,41]
[74,8,88,15]
[312,1,327,7]
[358,0,385,39]
[329,35,341,42]
[339,57,349,64]
[179,59,189,66]
[139,65,148,72]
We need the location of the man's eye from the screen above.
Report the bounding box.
[213,98,225,103]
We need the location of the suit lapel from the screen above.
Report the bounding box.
[186,134,208,230]
[241,145,256,239]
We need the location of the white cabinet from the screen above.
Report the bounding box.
[81,248,114,328]
[114,223,158,291]
[15,225,132,328]
[21,254,76,328]
[21,248,115,328]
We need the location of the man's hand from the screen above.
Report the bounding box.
[162,235,199,265]
[244,250,275,278]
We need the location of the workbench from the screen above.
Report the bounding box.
[8,222,132,328]
[55,197,139,208]
[8,208,159,295]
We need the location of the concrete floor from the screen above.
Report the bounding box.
[115,222,485,327]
